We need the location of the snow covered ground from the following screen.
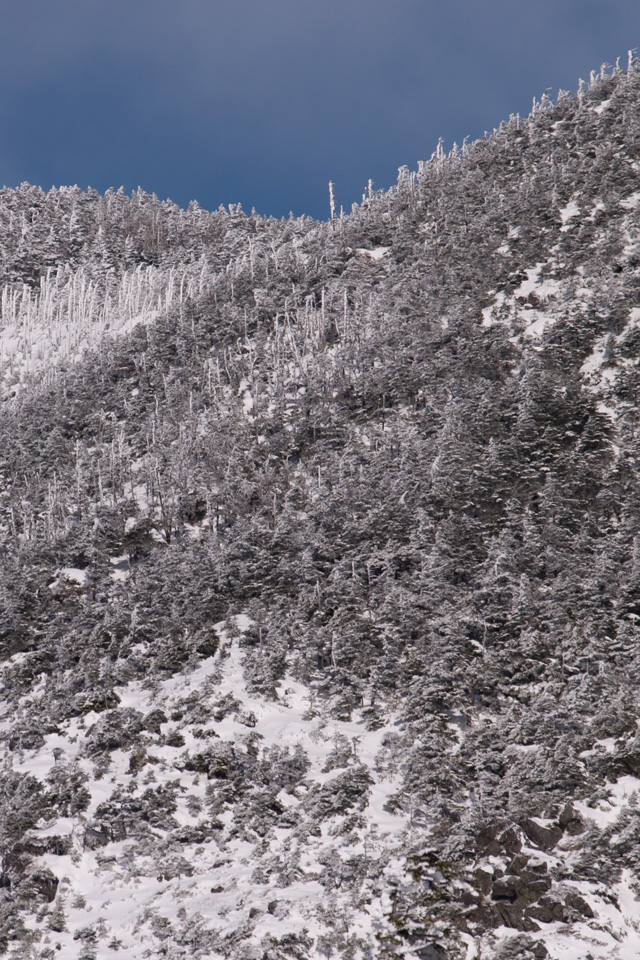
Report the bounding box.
[6,614,640,958]
[6,616,416,959]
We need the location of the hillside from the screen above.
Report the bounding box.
[2,60,640,960]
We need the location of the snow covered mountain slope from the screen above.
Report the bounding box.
[5,61,640,960]
[9,620,640,960]
[8,616,411,959]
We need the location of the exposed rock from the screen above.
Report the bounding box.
[492,871,552,909]
[495,936,548,959]
[83,823,111,849]
[492,876,520,902]
[27,869,58,903]
[559,803,585,836]
[520,819,562,852]
[414,945,448,960]
[506,854,530,875]
[525,895,566,924]
[499,826,523,856]
[564,890,595,919]
[494,899,540,932]
[472,867,493,895]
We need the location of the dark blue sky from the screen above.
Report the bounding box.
[2,0,640,220]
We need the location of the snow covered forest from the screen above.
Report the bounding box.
[3,59,640,960]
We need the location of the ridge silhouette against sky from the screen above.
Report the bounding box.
[2,0,639,220]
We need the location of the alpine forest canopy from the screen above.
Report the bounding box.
[2,59,640,960]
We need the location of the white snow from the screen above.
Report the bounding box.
[48,567,90,592]
[109,554,130,581]
[481,263,559,339]
[593,98,612,114]
[238,378,254,418]
[513,265,560,302]
[581,337,609,376]
[559,200,580,230]
[59,567,89,584]
[523,312,556,339]
[356,246,390,260]
[620,191,640,209]
[574,775,640,829]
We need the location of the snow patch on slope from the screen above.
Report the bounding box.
[8,615,410,959]
[481,262,560,342]
[559,200,580,229]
